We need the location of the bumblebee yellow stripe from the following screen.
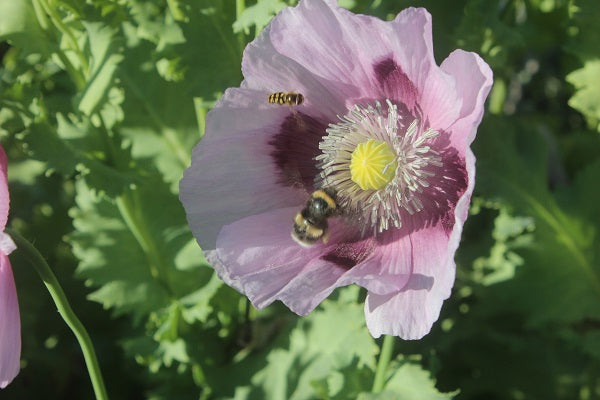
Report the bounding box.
[312,190,336,210]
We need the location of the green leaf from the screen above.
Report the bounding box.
[473,116,600,326]
[125,0,185,49]
[568,0,600,62]
[233,0,288,36]
[117,64,200,187]
[453,0,524,69]
[214,287,378,400]
[69,179,170,317]
[179,272,222,324]
[256,300,377,400]
[567,60,600,132]
[23,121,134,196]
[115,0,243,187]
[580,331,600,360]
[0,0,47,52]
[68,176,211,318]
[529,0,569,13]
[568,158,600,227]
[77,22,124,116]
[68,171,223,373]
[473,207,535,286]
[357,360,455,400]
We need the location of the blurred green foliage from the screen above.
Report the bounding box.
[1,0,599,399]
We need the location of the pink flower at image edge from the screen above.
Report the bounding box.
[0,145,20,388]
[180,0,493,339]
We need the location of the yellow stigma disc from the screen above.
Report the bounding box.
[350,139,397,191]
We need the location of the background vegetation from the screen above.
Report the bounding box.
[1,0,599,398]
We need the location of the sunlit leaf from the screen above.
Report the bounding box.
[567,60,600,131]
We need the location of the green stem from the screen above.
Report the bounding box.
[34,0,86,89]
[193,97,207,139]
[236,0,246,52]
[242,298,257,326]
[235,0,245,18]
[372,335,395,393]
[7,229,108,400]
[116,191,172,296]
[31,0,50,30]
[94,115,173,298]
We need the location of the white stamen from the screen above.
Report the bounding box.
[315,100,443,234]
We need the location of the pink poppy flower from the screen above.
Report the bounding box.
[180,0,492,339]
[0,145,20,388]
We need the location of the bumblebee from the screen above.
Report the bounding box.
[292,188,337,247]
[268,91,304,106]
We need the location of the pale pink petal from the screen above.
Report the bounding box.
[364,222,457,339]
[241,25,352,119]
[456,149,477,224]
[385,8,460,128]
[270,3,456,123]
[0,233,15,256]
[274,257,347,315]
[385,8,435,92]
[335,228,412,295]
[0,252,20,388]
[364,146,476,339]
[210,207,355,315]
[179,88,308,250]
[269,0,378,95]
[377,9,463,131]
[0,146,8,231]
[441,49,494,148]
[419,68,461,131]
[269,3,434,102]
[211,206,430,313]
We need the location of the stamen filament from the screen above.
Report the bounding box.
[316,100,443,233]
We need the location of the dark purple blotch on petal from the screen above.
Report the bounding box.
[321,237,376,269]
[374,58,418,109]
[269,112,328,191]
[413,134,468,235]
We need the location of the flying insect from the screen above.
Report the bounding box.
[268,91,305,106]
